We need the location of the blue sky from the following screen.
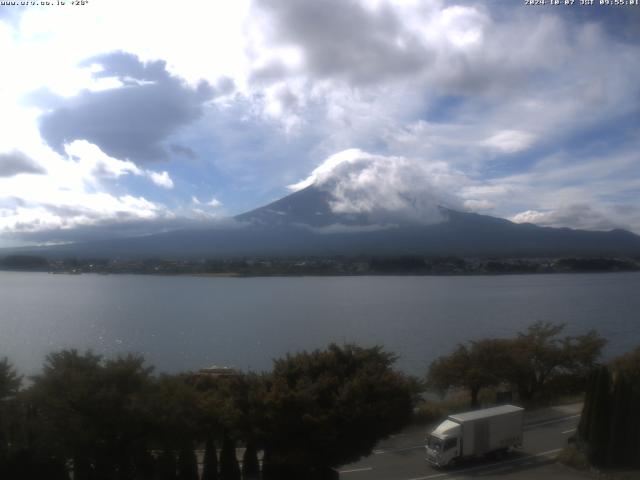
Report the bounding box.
[0,0,638,246]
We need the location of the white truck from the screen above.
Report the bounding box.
[425,404,524,467]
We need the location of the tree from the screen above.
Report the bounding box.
[190,371,266,480]
[609,347,640,466]
[241,441,260,480]
[0,357,21,401]
[177,445,198,480]
[151,374,204,441]
[97,354,156,477]
[0,357,22,465]
[219,432,241,480]
[507,322,606,402]
[611,346,640,378]
[157,449,178,480]
[584,365,611,466]
[426,323,606,406]
[261,344,418,478]
[427,339,511,407]
[578,346,640,468]
[29,350,156,480]
[201,436,218,480]
[29,350,104,480]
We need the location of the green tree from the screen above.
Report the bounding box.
[0,358,21,446]
[190,371,266,480]
[261,344,418,478]
[427,339,511,407]
[606,371,632,466]
[0,358,24,477]
[219,432,241,480]
[611,346,640,377]
[0,357,21,401]
[241,441,260,480]
[177,445,198,480]
[609,347,640,466]
[29,350,156,479]
[97,354,155,478]
[585,365,611,466]
[30,350,104,479]
[507,322,606,402]
[148,374,204,470]
[201,436,218,480]
[578,346,640,468]
[157,449,178,480]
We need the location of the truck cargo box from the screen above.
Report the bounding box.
[448,404,523,456]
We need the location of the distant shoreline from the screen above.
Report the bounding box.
[1,253,639,277]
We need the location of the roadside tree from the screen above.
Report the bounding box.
[29,350,156,479]
[427,339,511,407]
[260,344,419,479]
[507,322,606,402]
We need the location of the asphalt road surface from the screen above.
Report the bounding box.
[337,404,587,480]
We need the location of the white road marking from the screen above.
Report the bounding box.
[406,448,563,480]
[562,428,577,434]
[339,467,373,474]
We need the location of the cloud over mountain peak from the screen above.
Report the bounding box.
[288,148,464,225]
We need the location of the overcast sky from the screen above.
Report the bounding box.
[0,0,638,246]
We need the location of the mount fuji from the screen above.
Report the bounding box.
[15,185,640,259]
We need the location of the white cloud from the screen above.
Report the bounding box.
[1,0,639,244]
[463,199,494,211]
[207,197,223,208]
[511,210,550,225]
[190,196,222,208]
[149,171,174,189]
[287,148,366,192]
[0,194,166,235]
[510,205,625,232]
[64,140,175,190]
[0,140,180,240]
[245,0,639,178]
[289,148,466,224]
[11,0,251,96]
[64,140,141,179]
[482,130,535,154]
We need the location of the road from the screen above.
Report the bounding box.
[338,404,587,480]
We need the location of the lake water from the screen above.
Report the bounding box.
[1,271,639,377]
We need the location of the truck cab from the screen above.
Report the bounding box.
[425,420,461,467]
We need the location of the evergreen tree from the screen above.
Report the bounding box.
[241,441,260,480]
[577,369,596,441]
[158,449,178,480]
[219,433,241,480]
[0,358,22,471]
[585,365,611,467]
[631,384,640,467]
[133,449,156,480]
[579,348,640,468]
[201,436,218,480]
[260,449,275,480]
[606,372,630,466]
[177,444,199,480]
